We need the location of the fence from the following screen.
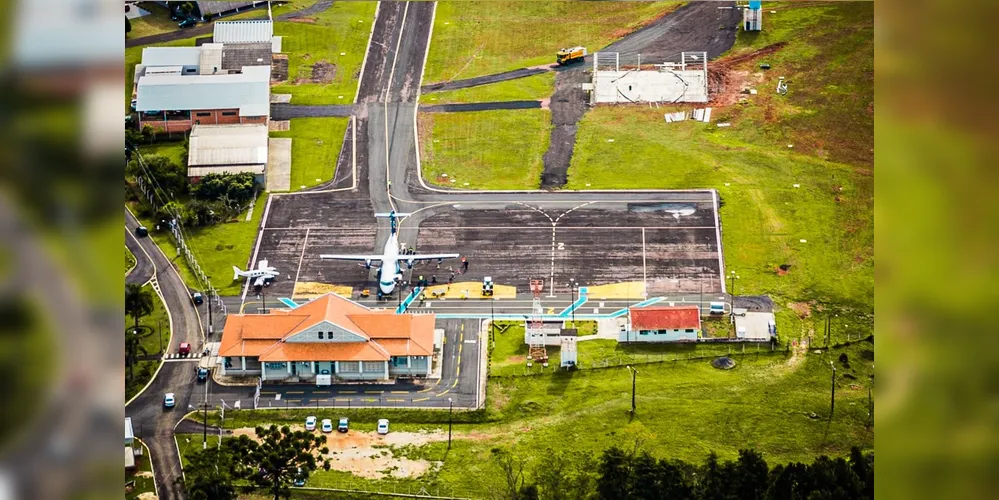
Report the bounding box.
[131,151,230,343]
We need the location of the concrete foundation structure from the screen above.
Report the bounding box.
[590,52,708,104]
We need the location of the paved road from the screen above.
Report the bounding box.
[271,103,356,119]
[125,209,206,500]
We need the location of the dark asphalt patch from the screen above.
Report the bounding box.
[270,104,355,119]
[421,100,542,113]
[421,67,550,93]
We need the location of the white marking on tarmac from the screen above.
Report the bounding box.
[292,228,310,298]
[642,227,647,291]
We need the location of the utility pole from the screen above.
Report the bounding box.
[825,315,831,347]
[447,398,453,449]
[207,285,214,336]
[158,318,163,354]
[490,298,496,349]
[829,361,836,419]
[868,365,874,428]
[626,366,638,414]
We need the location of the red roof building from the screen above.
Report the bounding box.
[623,305,701,342]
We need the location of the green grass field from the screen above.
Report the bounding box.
[422,72,555,105]
[269,118,350,191]
[126,2,178,39]
[193,340,872,497]
[270,2,378,105]
[141,141,187,166]
[418,109,550,189]
[128,189,268,296]
[126,247,136,274]
[425,1,678,83]
[125,282,170,401]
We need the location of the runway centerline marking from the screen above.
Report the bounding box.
[642,227,647,292]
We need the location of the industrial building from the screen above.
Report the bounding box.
[187,124,269,186]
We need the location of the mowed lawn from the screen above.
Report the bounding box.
[418,110,550,189]
[271,2,378,104]
[425,1,678,83]
[269,117,350,191]
[422,72,555,105]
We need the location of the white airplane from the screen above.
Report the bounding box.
[320,211,459,296]
[665,207,696,219]
[233,259,279,287]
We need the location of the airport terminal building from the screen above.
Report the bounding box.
[219,293,437,384]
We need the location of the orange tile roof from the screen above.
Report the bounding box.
[219,293,437,363]
[258,342,389,362]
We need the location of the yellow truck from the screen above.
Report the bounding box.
[556,46,588,66]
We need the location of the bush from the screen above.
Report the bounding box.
[190,172,257,207]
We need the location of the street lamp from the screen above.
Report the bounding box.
[626,366,638,414]
[189,403,209,449]
[568,279,577,325]
[447,397,453,449]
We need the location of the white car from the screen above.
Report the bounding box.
[377,419,389,435]
[320,418,333,433]
[305,416,317,431]
[163,393,175,408]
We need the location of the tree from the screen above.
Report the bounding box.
[180,447,239,500]
[190,172,257,207]
[596,447,632,500]
[126,16,131,33]
[125,283,154,331]
[124,328,148,382]
[225,425,329,500]
[491,448,534,500]
[129,154,188,197]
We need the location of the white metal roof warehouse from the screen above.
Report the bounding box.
[187,124,269,178]
[213,20,273,43]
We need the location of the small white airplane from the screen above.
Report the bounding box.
[665,207,696,219]
[233,259,279,287]
[320,211,459,296]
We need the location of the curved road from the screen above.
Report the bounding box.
[125,209,205,500]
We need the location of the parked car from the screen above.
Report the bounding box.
[337,417,349,433]
[178,18,197,28]
[293,467,306,487]
[191,292,203,305]
[178,342,191,355]
[196,367,208,382]
[305,416,317,431]
[377,419,389,435]
[163,393,175,408]
[320,418,333,433]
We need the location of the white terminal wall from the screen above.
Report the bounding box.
[592,70,708,104]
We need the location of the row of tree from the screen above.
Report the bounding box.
[493,446,873,500]
[127,153,257,227]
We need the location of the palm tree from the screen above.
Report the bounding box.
[125,329,149,382]
[125,283,154,331]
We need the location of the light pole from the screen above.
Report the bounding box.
[189,403,209,449]
[728,272,739,319]
[626,366,638,414]
[207,284,214,336]
[568,279,577,325]
[447,397,453,449]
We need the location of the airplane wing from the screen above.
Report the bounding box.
[253,276,266,287]
[319,254,384,262]
[257,259,269,270]
[397,253,460,261]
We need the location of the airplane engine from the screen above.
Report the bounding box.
[364,259,372,269]
[407,258,414,269]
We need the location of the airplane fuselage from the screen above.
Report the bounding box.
[377,233,402,295]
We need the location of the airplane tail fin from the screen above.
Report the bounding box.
[233,266,242,281]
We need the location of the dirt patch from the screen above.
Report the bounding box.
[708,42,789,107]
[137,493,157,500]
[505,355,526,364]
[135,471,153,478]
[288,17,317,24]
[788,302,812,319]
[231,427,447,480]
[303,61,337,84]
[269,120,291,132]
